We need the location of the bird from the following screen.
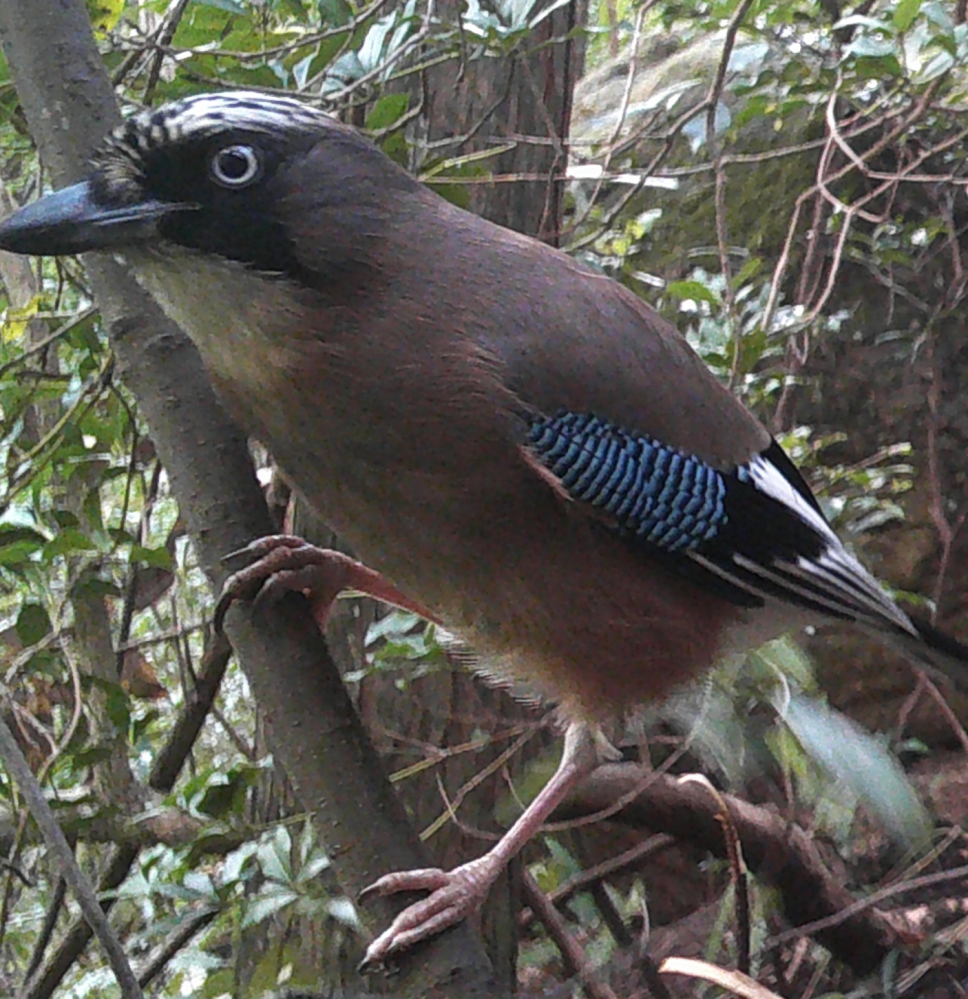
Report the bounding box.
[1,90,966,968]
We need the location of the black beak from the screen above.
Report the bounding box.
[0,181,192,256]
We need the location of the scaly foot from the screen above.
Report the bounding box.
[360,724,605,968]
[215,535,437,630]
[360,856,498,969]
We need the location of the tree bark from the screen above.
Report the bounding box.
[0,2,494,995]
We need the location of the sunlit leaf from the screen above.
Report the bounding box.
[365,92,409,131]
[242,887,299,928]
[195,0,246,12]
[1,296,41,343]
[667,280,721,306]
[87,0,124,33]
[893,0,922,32]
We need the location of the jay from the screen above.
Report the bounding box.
[0,91,965,967]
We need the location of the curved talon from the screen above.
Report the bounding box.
[215,539,340,631]
[360,858,495,970]
[359,867,451,902]
[220,534,306,566]
[215,536,316,631]
[213,535,439,634]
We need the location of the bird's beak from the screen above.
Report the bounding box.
[0,181,190,256]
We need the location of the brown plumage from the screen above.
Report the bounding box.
[1,90,965,966]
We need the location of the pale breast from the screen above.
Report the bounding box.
[127,248,312,411]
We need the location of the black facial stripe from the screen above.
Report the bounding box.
[91,108,396,293]
[98,128,320,280]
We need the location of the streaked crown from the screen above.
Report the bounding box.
[72,89,416,283]
[95,91,334,204]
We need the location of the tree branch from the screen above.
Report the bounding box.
[555,763,915,975]
[0,3,494,995]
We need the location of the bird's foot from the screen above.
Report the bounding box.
[359,856,498,969]
[215,535,436,631]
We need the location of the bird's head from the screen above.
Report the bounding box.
[0,91,420,282]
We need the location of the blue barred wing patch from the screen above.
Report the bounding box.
[527,412,742,552]
[527,410,916,632]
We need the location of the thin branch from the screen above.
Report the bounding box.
[0,713,144,999]
[141,0,193,104]
[519,834,675,929]
[24,632,231,999]
[521,868,619,999]
[137,908,219,988]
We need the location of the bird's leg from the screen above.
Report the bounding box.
[360,721,604,969]
[215,535,439,631]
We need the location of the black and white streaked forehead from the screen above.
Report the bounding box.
[93,91,333,198]
[105,91,332,155]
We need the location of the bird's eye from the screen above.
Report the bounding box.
[210,145,262,188]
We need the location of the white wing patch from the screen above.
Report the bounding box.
[697,452,917,635]
[744,454,839,543]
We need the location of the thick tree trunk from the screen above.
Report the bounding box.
[0,3,495,996]
[420,0,586,241]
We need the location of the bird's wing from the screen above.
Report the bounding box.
[523,406,916,635]
[452,233,919,638]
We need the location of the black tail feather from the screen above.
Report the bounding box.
[891,613,968,691]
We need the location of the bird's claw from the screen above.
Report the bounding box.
[214,535,346,632]
[214,537,434,633]
[359,859,494,970]
[220,534,308,567]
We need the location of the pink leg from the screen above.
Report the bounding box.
[215,535,439,631]
[360,722,603,969]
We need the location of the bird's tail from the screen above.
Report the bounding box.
[880,615,968,693]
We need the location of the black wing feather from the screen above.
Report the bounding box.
[527,410,906,629]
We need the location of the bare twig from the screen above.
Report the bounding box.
[0,713,144,999]
[521,868,619,999]
[519,834,674,930]
[679,775,750,975]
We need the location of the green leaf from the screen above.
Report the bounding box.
[845,33,896,58]
[195,0,246,11]
[732,256,764,288]
[319,0,353,25]
[223,842,259,885]
[16,602,50,646]
[87,0,124,33]
[258,824,293,883]
[72,575,122,599]
[424,183,471,210]
[42,529,96,561]
[666,280,720,306]
[0,526,47,565]
[833,14,889,31]
[366,609,421,643]
[196,780,239,819]
[130,544,173,570]
[365,93,410,132]
[82,486,105,535]
[104,683,132,733]
[51,510,81,529]
[292,32,351,88]
[242,887,299,928]
[183,870,217,898]
[15,603,50,645]
[69,744,115,769]
[893,0,921,31]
